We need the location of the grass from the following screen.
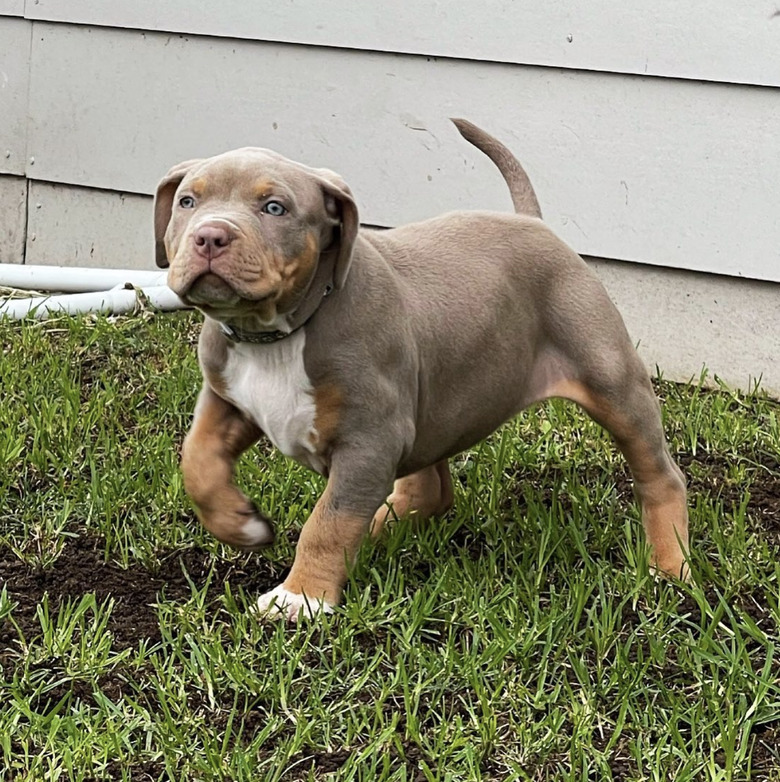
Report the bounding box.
[0,309,779,781]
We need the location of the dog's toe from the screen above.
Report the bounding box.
[255,584,334,622]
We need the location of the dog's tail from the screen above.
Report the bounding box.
[451,118,542,219]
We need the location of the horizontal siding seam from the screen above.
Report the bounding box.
[16,16,780,91]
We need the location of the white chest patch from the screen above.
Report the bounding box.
[221,331,324,473]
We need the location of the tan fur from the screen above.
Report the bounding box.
[180,387,266,549]
[311,383,343,456]
[282,484,366,605]
[252,179,277,199]
[547,378,689,578]
[189,177,207,197]
[372,460,454,536]
[274,232,320,312]
[198,324,231,398]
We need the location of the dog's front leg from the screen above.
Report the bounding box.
[257,451,395,621]
[181,386,274,550]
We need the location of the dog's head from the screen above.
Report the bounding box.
[154,148,358,324]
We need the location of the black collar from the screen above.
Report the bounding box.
[219,288,331,344]
[219,322,298,344]
[217,251,336,345]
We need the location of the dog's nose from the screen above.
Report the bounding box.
[193,224,234,260]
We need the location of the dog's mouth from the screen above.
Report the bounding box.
[183,272,242,306]
[176,270,275,307]
[175,271,284,327]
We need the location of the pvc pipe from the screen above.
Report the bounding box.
[0,263,168,293]
[0,285,189,320]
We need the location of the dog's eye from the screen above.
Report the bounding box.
[179,196,196,209]
[262,201,287,217]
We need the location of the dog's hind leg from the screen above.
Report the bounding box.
[370,459,454,536]
[544,360,689,580]
[181,386,274,550]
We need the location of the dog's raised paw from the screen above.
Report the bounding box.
[255,585,334,622]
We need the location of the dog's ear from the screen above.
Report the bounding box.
[153,159,203,268]
[316,170,359,290]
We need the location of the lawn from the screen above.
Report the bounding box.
[1,310,779,781]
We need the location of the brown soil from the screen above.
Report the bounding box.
[0,533,281,664]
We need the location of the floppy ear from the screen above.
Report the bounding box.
[153,159,203,268]
[317,171,359,290]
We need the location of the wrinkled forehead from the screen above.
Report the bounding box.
[181,147,325,202]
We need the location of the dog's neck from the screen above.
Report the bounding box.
[217,249,337,344]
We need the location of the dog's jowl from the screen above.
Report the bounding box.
[154,120,689,620]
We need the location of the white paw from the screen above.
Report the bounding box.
[255,584,334,622]
[239,512,275,549]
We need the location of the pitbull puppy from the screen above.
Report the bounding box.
[154,119,689,620]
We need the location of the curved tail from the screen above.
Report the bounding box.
[451,118,542,219]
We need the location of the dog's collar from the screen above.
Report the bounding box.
[219,289,331,344]
[218,250,336,345]
[219,322,298,344]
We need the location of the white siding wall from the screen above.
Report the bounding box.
[0,3,778,392]
[24,184,151,268]
[0,176,26,264]
[0,16,30,177]
[23,0,780,88]
[0,1,23,17]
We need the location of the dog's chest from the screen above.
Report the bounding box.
[220,332,324,473]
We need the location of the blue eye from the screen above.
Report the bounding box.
[262,201,287,216]
[179,196,196,209]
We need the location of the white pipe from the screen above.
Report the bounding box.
[0,263,168,293]
[0,285,189,320]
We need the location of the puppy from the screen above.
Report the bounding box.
[154,119,688,619]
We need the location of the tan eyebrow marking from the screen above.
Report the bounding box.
[253,179,277,199]
[189,177,207,197]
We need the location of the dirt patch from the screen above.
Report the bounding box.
[0,532,281,663]
[286,743,427,781]
[752,723,780,781]
[677,450,780,538]
[84,762,169,782]
[285,749,354,776]
[7,736,169,782]
[501,448,780,544]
